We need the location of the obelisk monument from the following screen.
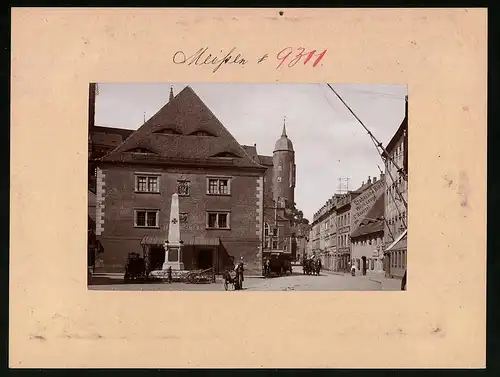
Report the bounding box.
[162,192,184,270]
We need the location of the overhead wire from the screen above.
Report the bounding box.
[323,83,408,232]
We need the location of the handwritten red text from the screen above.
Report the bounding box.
[276,48,327,70]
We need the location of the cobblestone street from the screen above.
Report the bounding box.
[89,266,401,291]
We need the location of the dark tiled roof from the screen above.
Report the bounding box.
[351,221,384,238]
[101,86,266,170]
[241,145,261,163]
[350,195,385,238]
[354,181,372,193]
[91,132,123,147]
[258,155,274,166]
[93,126,134,140]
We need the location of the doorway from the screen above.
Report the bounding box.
[149,246,165,271]
[362,256,367,275]
[197,248,213,269]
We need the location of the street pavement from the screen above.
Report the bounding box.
[89,266,402,291]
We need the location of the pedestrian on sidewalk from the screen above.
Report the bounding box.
[350,262,356,276]
[264,258,270,278]
[167,265,172,284]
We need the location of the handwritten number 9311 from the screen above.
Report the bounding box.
[276,47,327,69]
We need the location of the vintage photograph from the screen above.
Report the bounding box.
[87,82,408,291]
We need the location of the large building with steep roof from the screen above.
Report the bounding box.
[92,86,298,275]
[351,193,385,274]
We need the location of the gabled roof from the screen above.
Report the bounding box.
[350,195,385,238]
[100,86,266,170]
[92,125,134,140]
[241,145,261,163]
[258,155,274,166]
[354,179,374,193]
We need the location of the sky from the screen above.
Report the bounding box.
[95,82,407,221]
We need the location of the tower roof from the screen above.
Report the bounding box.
[274,117,294,152]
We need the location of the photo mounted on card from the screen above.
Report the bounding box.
[11,8,486,369]
[88,82,408,292]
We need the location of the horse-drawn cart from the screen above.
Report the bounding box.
[124,252,147,282]
[186,267,215,284]
[302,258,321,276]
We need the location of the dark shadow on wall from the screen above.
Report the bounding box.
[218,242,234,273]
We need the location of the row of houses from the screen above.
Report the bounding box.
[307,99,408,279]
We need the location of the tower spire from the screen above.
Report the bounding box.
[169,86,174,102]
[282,116,287,137]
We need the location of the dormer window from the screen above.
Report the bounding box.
[210,152,241,158]
[126,147,157,154]
[190,130,215,137]
[154,128,182,135]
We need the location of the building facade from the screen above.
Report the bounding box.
[311,196,338,270]
[92,86,299,275]
[349,174,385,274]
[335,193,355,272]
[351,194,385,274]
[383,98,408,278]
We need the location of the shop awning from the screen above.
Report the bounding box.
[385,229,407,252]
[140,235,221,246]
[140,235,164,246]
[183,236,221,246]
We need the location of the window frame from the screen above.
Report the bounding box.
[206,211,231,230]
[206,176,232,196]
[134,209,160,228]
[134,172,161,194]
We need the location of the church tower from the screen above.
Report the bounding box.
[273,118,296,209]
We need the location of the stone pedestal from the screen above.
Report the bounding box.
[162,244,184,270]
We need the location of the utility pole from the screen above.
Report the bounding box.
[337,177,349,194]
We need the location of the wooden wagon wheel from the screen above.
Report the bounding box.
[187,273,197,284]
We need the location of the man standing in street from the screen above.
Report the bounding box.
[167,265,172,284]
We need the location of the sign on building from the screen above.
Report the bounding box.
[351,180,384,231]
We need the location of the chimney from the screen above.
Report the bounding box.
[373,176,377,183]
[380,173,385,181]
[367,176,372,184]
[169,86,174,102]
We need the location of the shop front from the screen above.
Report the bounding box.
[140,235,221,273]
[384,229,407,278]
